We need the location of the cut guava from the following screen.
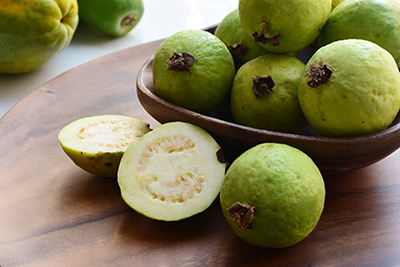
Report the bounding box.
[220,143,325,248]
[58,115,151,178]
[117,121,227,221]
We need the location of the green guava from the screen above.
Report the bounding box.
[117,121,227,221]
[58,115,151,178]
[230,54,307,133]
[152,29,236,114]
[298,39,400,137]
[318,0,400,67]
[214,9,299,70]
[220,143,325,248]
[238,0,332,53]
[0,0,78,74]
[78,0,144,37]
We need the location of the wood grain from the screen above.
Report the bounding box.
[1,38,400,267]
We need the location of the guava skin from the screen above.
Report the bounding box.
[238,0,332,53]
[298,39,400,137]
[318,0,400,67]
[230,54,307,133]
[78,0,144,37]
[220,143,325,248]
[152,30,236,114]
[0,0,79,74]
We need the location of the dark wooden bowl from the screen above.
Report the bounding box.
[136,57,400,175]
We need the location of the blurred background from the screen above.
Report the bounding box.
[0,0,239,118]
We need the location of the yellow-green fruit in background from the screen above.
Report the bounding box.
[299,39,400,137]
[220,143,325,248]
[78,0,144,37]
[318,0,400,67]
[0,0,78,74]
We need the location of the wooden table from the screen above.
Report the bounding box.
[1,37,400,267]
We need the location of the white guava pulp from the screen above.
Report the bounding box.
[117,121,227,221]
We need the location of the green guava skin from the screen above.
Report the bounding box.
[220,143,325,248]
[78,0,144,37]
[0,0,79,74]
[298,39,400,137]
[318,0,400,67]
[331,0,346,10]
[152,30,236,114]
[238,0,332,53]
[230,54,307,133]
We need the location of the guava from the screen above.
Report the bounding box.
[331,0,346,10]
[318,0,400,67]
[238,0,332,53]
[78,0,144,37]
[220,143,325,248]
[230,54,307,133]
[152,29,236,114]
[58,115,151,178]
[0,0,79,74]
[117,121,227,221]
[298,39,400,137]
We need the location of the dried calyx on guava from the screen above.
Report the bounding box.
[252,75,275,98]
[167,52,196,71]
[58,115,151,178]
[117,121,227,221]
[306,59,333,88]
[220,143,326,248]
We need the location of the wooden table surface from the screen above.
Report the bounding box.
[1,36,400,267]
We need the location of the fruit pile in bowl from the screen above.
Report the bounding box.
[137,0,400,175]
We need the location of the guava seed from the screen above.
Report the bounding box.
[227,202,256,231]
[306,60,332,88]
[252,22,280,46]
[252,75,275,98]
[167,52,196,71]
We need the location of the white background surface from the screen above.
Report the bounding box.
[0,0,239,119]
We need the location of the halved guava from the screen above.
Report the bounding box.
[58,115,151,178]
[117,121,227,221]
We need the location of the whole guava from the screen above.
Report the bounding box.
[0,0,79,74]
[298,39,400,137]
[152,29,236,114]
[318,0,400,67]
[220,143,325,248]
[230,53,307,133]
[238,0,332,53]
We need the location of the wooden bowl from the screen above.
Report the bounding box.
[136,57,400,175]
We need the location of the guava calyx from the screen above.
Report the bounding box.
[252,22,279,46]
[306,60,332,88]
[122,14,137,27]
[252,75,275,98]
[167,52,196,71]
[228,43,249,65]
[227,202,256,231]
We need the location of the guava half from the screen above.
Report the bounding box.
[230,53,307,133]
[152,29,236,114]
[58,115,151,178]
[220,143,325,248]
[117,121,227,221]
[298,39,400,137]
[238,0,331,53]
[318,0,400,67]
